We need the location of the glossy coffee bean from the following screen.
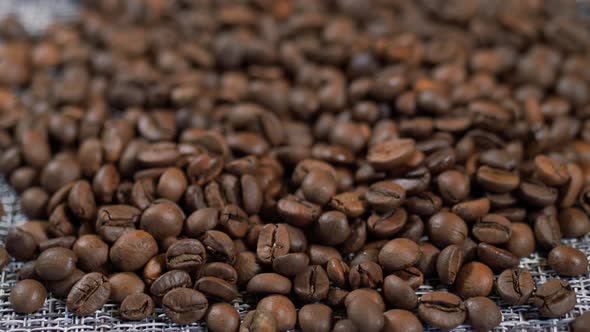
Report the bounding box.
[247,273,292,295]
[383,274,418,310]
[10,279,47,314]
[35,247,77,281]
[477,243,519,272]
[256,295,297,332]
[506,222,535,258]
[150,270,192,300]
[436,244,464,285]
[454,262,494,299]
[427,212,468,248]
[532,279,576,318]
[418,292,466,330]
[206,303,240,332]
[67,272,111,316]
[346,295,385,332]
[472,214,512,244]
[162,288,208,324]
[548,245,588,276]
[166,238,206,272]
[382,309,423,332]
[378,238,421,271]
[294,265,330,302]
[108,272,145,303]
[109,230,158,272]
[496,269,534,305]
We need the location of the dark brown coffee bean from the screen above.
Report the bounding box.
[150,270,192,300]
[109,230,158,272]
[367,208,407,238]
[298,303,332,332]
[346,295,385,332]
[314,210,350,245]
[93,164,120,204]
[437,170,470,204]
[202,230,236,264]
[572,311,590,332]
[455,261,494,299]
[398,214,424,242]
[452,198,490,223]
[534,155,570,186]
[326,257,350,288]
[496,268,534,305]
[257,223,290,264]
[367,138,416,170]
[73,234,108,272]
[247,273,292,295]
[383,274,418,310]
[108,272,145,303]
[96,205,141,243]
[548,245,588,276]
[301,168,337,205]
[427,212,468,248]
[415,242,440,277]
[405,191,443,216]
[256,295,297,332]
[506,222,535,258]
[272,253,309,277]
[38,236,76,252]
[534,214,562,249]
[436,244,464,285]
[558,207,590,238]
[206,302,240,332]
[162,287,208,324]
[476,166,520,193]
[10,279,46,314]
[120,293,154,321]
[472,213,512,244]
[10,166,37,193]
[464,297,502,332]
[46,269,84,298]
[378,238,421,271]
[241,173,263,214]
[156,167,187,202]
[194,276,238,302]
[241,309,277,332]
[131,178,157,210]
[364,181,406,213]
[348,261,383,289]
[382,309,423,332]
[67,272,111,316]
[185,207,219,237]
[392,267,424,290]
[477,243,519,272]
[68,180,97,221]
[330,191,366,218]
[532,279,576,318]
[418,291,466,330]
[166,238,206,272]
[140,199,184,240]
[35,247,77,281]
[519,182,559,207]
[294,265,330,302]
[20,187,49,219]
[277,195,321,227]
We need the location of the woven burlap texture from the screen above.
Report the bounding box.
[0,1,589,331]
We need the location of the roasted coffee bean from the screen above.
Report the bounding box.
[548,245,588,276]
[93,164,120,204]
[219,204,249,238]
[277,195,321,227]
[383,274,418,310]
[247,273,292,295]
[38,236,76,252]
[436,244,464,285]
[452,198,490,223]
[532,279,576,318]
[519,182,559,207]
[558,207,590,238]
[201,230,235,264]
[35,247,77,281]
[437,170,470,204]
[348,261,383,289]
[455,262,494,299]
[364,181,406,213]
[241,309,277,332]
[150,270,192,300]
[398,214,424,242]
[378,238,421,271]
[256,295,297,332]
[140,200,184,240]
[109,230,158,272]
[534,155,570,186]
[314,210,350,245]
[330,191,366,218]
[464,297,502,332]
[506,222,535,258]
[367,138,416,170]
[476,166,520,193]
[326,258,350,288]
[194,276,238,302]
[332,319,359,332]
[68,180,97,221]
[294,265,330,302]
[405,191,442,216]
[472,214,512,244]
[298,303,333,332]
[185,208,219,237]
[166,239,206,272]
[346,295,385,332]
[162,288,208,324]
[143,254,166,286]
[418,292,466,330]
[257,223,290,264]
[67,272,111,316]
[10,279,47,314]
[301,168,337,205]
[392,267,424,290]
[73,235,108,272]
[382,309,423,332]
[96,205,141,243]
[20,187,49,219]
[273,253,309,277]
[427,212,468,248]
[572,311,590,332]
[367,208,407,238]
[120,293,154,321]
[477,243,519,272]
[46,269,84,298]
[415,242,440,277]
[108,272,145,303]
[206,302,240,332]
[496,268,534,305]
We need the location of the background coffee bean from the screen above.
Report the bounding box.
[241,310,277,332]
[299,303,333,332]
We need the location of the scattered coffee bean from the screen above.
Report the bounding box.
[206,303,240,332]
[496,268,534,305]
[572,311,590,332]
[464,297,502,331]
[67,272,111,316]
[256,295,297,332]
[120,293,154,321]
[548,245,589,276]
[455,262,494,299]
[532,279,576,318]
[10,279,46,314]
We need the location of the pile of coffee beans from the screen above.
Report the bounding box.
[1,0,590,331]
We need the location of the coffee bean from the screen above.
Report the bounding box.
[67,272,111,316]
[314,211,351,245]
[367,208,407,238]
[198,262,238,284]
[496,268,534,305]
[247,273,292,295]
[548,245,588,276]
[415,242,440,277]
[452,198,490,223]
[398,214,424,242]
[558,207,590,238]
[476,166,520,193]
[109,230,158,272]
[299,303,333,332]
[332,319,359,332]
[301,168,337,205]
[277,195,321,227]
[364,181,406,213]
[256,295,297,332]
[185,208,219,237]
[206,302,240,332]
[464,297,502,331]
[427,212,468,248]
[472,213,512,244]
[506,222,536,258]
[534,155,570,186]
[273,253,309,277]
[35,247,77,281]
[330,191,366,218]
[348,261,383,289]
[346,295,385,332]
[294,265,330,302]
[120,293,154,321]
[10,279,47,314]
[378,238,421,271]
[437,170,470,204]
[572,311,590,332]
[392,267,424,290]
[143,254,167,286]
[150,270,192,300]
[38,236,76,252]
[455,262,494,299]
[257,223,290,264]
[383,274,418,310]
[532,279,576,318]
[73,235,108,272]
[436,244,464,285]
[46,269,85,298]
[108,272,145,303]
[235,251,262,285]
[68,180,97,221]
[219,204,249,238]
[194,276,238,302]
[405,191,442,216]
[95,205,141,243]
[140,199,184,240]
[166,238,206,272]
[162,287,208,324]
[418,291,466,330]
[20,187,49,219]
[477,243,519,272]
[382,309,423,332]
[241,310,277,332]
[519,181,559,207]
[157,167,187,202]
